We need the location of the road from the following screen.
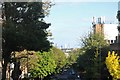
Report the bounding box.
[50,68,81,80]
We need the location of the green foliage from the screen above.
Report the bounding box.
[30,51,57,79]
[50,47,67,73]
[14,47,67,79]
[29,47,67,78]
[67,49,80,65]
[105,51,120,80]
[77,33,109,79]
[2,2,51,55]
[77,48,101,79]
[2,2,52,79]
[81,33,108,49]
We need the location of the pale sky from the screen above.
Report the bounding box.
[52,0,119,2]
[45,1,120,48]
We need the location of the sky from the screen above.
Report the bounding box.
[45,0,120,48]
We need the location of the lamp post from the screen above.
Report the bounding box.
[99,45,101,78]
[117,1,120,54]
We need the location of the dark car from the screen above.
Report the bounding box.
[67,74,81,80]
[50,75,58,80]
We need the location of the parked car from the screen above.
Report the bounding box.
[67,74,81,80]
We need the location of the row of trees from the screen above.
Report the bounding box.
[1,1,77,80]
[68,33,112,79]
[2,1,119,80]
[13,47,68,79]
[68,32,120,80]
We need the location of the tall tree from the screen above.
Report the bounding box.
[2,2,51,79]
[13,47,67,79]
[81,33,108,49]
[30,51,57,79]
[77,33,109,79]
[51,47,67,73]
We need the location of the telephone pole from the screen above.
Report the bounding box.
[117,1,120,54]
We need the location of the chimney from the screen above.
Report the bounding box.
[92,16,96,25]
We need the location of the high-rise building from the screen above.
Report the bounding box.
[92,1,120,53]
[92,17,118,44]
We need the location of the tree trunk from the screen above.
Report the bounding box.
[2,60,8,80]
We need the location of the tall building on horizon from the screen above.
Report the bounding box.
[92,16,118,44]
[92,2,120,54]
[112,1,120,54]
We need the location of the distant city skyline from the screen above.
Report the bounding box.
[45,1,119,48]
